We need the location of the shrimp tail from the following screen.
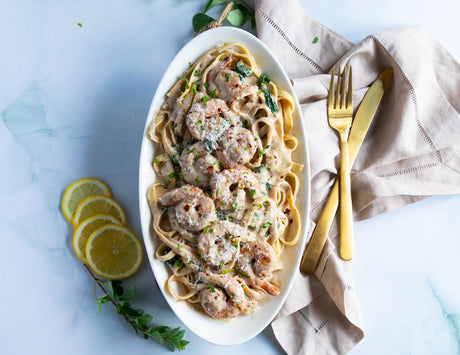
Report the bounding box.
[256,278,280,296]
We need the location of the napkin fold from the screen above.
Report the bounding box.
[254,0,460,353]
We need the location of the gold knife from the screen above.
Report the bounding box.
[300,67,393,275]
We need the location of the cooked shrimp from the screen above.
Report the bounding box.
[210,167,263,217]
[247,238,277,278]
[185,98,239,144]
[213,68,244,103]
[238,263,280,296]
[199,286,240,319]
[198,271,246,319]
[237,238,279,296]
[179,142,221,187]
[197,220,252,270]
[217,126,258,168]
[159,185,215,232]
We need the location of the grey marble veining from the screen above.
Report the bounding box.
[1,1,459,354]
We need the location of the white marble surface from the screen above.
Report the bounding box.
[1,1,459,354]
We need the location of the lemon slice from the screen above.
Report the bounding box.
[86,224,143,280]
[73,195,126,228]
[62,178,111,223]
[73,214,122,263]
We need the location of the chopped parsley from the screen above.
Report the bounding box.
[192,80,199,94]
[185,138,198,146]
[207,89,218,98]
[262,221,272,228]
[167,170,184,181]
[166,254,184,269]
[236,269,250,278]
[222,268,233,275]
[216,209,235,220]
[171,143,183,154]
[259,144,271,157]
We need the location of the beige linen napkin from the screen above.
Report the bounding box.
[254,0,460,353]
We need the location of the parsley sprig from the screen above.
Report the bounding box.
[84,265,189,351]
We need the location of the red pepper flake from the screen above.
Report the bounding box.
[283,208,291,215]
[184,204,190,211]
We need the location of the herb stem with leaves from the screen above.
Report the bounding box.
[83,264,189,351]
[193,0,256,33]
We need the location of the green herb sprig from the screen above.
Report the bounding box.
[84,265,189,351]
[235,62,253,77]
[259,74,279,113]
[192,0,255,33]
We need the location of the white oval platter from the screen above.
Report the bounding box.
[138,26,311,345]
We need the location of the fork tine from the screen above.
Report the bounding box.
[328,67,335,108]
[335,67,341,109]
[347,66,353,108]
[340,67,347,108]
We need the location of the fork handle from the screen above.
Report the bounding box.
[339,132,354,260]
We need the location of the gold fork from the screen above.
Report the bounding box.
[328,66,354,260]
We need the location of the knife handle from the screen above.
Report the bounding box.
[300,180,339,274]
[300,68,393,274]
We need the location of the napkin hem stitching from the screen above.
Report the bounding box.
[257,9,327,74]
[298,297,338,334]
[352,160,440,178]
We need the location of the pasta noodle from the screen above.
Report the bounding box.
[147,43,302,319]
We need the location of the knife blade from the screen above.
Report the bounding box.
[300,67,393,275]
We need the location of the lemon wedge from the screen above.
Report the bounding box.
[73,214,122,263]
[85,224,143,280]
[73,195,126,228]
[62,178,111,223]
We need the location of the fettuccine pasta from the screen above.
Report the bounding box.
[147,43,302,319]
